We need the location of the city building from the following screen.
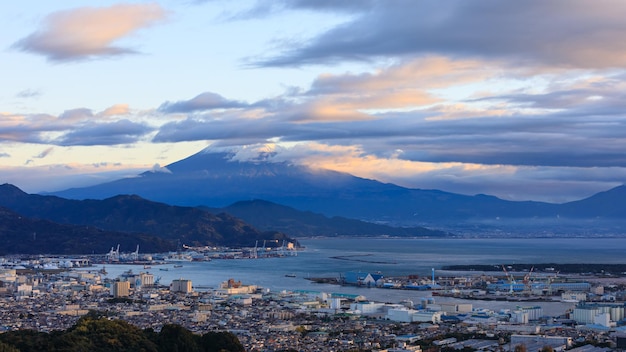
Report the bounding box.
[111,281,131,298]
[572,303,626,326]
[171,278,193,293]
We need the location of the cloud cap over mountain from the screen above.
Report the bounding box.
[1,1,626,203]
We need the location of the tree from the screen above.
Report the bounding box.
[154,324,201,352]
[200,331,245,352]
[514,344,527,352]
[60,317,159,352]
[0,318,244,352]
[0,329,54,351]
[0,341,18,352]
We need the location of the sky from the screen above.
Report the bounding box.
[2,0,626,203]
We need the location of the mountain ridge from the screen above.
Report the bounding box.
[0,205,173,255]
[0,183,294,250]
[45,149,626,234]
[207,199,451,238]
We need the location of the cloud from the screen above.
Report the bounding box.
[158,92,249,113]
[477,74,626,116]
[59,108,93,121]
[99,104,130,117]
[152,57,626,169]
[0,106,151,146]
[149,163,172,174]
[283,0,376,12]
[231,0,374,19]
[255,0,626,69]
[34,147,54,159]
[0,163,151,194]
[307,57,489,95]
[155,57,495,129]
[54,119,153,146]
[13,3,167,62]
[290,57,492,121]
[15,89,42,99]
[0,112,59,143]
[206,142,626,202]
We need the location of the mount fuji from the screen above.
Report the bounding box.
[49,148,626,234]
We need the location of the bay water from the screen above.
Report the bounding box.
[100,237,626,316]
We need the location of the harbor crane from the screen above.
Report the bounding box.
[501,265,516,294]
[106,244,120,262]
[251,240,258,259]
[522,266,534,293]
[130,245,139,261]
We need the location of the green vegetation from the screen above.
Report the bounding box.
[0,316,244,352]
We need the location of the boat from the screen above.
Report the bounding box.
[174,264,183,268]
[285,273,296,278]
[159,268,169,271]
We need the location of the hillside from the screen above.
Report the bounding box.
[0,206,173,255]
[212,199,450,237]
[0,184,293,249]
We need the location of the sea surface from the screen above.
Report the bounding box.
[98,237,626,317]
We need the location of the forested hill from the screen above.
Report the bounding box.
[0,184,295,252]
[0,206,173,255]
[0,315,244,352]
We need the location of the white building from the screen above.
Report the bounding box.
[350,301,386,314]
[562,292,587,302]
[386,308,442,323]
[572,303,625,325]
[329,298,342,310]
[217,279,256,295]
[515,306,543,321]
[511,310,529,324]
[387,308,415,323]
[594,312,611,327]
[438,302,473,314]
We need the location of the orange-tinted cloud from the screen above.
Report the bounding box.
[99,104,130,117]
[14,3,167,61]
[291,57,493,121]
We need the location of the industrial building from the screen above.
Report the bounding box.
[386,308,442,323]
[343,271,384,286]
[571,303,626,326]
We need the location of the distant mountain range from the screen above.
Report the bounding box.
[207,200,450,237]
[0,183,448,255]
[47,149,626,235]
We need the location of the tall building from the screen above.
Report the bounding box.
[170,278,193,293]
[111,281,131,298]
